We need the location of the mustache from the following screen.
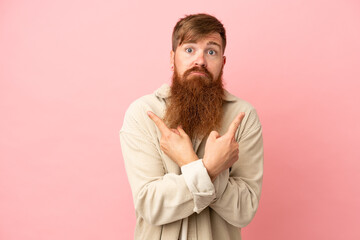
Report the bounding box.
[182,66,213,80]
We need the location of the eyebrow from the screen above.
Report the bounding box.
[207,41,221,49]
[182,40,222,49]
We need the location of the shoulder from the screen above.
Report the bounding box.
[223,89,262,140]
[125,84,169,117]
[121,86,166,135]
[126,94,158,115]
[224,89,260,117]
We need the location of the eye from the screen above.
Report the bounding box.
[208,49,216,55]
[185,48,193,53]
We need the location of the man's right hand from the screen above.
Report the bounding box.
[203,113,245,181]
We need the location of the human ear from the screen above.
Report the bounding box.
[170,50,175,70]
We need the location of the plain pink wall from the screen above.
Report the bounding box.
[1,0,359,239]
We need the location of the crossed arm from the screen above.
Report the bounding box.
[147,111,244,181]
[120,102,263,227]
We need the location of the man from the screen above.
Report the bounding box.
[120,13,263,240]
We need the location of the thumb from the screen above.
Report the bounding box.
[171,129,180,135]
[177,126,188,136]
[209,130,220,140]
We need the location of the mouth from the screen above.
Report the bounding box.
[182,67,213,80]
[190,71,206,76]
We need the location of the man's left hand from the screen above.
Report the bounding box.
[147,111,198,167]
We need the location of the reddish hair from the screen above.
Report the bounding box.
[172,13,227,53]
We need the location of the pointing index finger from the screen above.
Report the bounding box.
[226,112,245,139]
[147,111,171,135]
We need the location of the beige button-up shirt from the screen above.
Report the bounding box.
[119,84,263,240]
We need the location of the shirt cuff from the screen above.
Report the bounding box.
[212,168,230,202]
[181,159,216,213]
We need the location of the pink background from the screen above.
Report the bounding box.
[1,0,360,239]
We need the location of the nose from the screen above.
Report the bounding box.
[194,52,207,68]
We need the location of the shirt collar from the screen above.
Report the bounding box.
[154,83,237,102]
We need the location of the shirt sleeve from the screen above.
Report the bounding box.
[180,159,216,213]
[209,109,264,228]
[120,99,219,225]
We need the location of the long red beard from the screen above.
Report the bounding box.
[163,65,225,139]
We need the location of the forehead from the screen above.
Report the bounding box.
[181,32,223,48]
